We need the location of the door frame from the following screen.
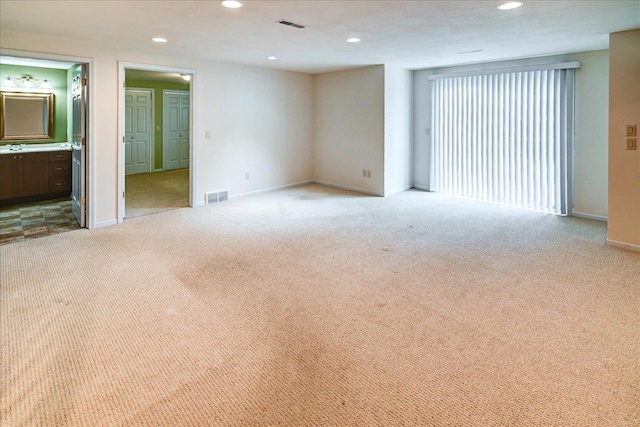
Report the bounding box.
[117,62,197,223]
[0,48,96,229]
[125,87,155,174]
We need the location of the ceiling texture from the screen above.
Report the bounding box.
[1,0,639,74]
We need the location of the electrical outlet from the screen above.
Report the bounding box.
[205,130,211,139]
[627,138,637,150]
[362,169,367,177]
[245,172,250,180]
[366,170,371,178]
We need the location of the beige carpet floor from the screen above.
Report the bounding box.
[1,184,638,426]
[125,169,189,219]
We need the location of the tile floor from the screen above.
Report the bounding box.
[0,198,81,246]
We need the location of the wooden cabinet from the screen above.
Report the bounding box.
[18,152,50,197]
[0,150,72,203]
[0,155,19,199]
[48,151,72,193]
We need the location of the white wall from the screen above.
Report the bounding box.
[413,50,610,219]
[313,66,385,195]
[383,65,413,196]
[0,29,314,227]
[608,30,640,250]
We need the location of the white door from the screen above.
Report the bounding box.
[179,94,190,169]
[125,90,152,175]
[71,64,87,227]
[163,91,189,170]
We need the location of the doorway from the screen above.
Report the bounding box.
[118,64,196,221]
[0,51,92,245]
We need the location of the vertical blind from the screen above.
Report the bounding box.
[430,64,577,215]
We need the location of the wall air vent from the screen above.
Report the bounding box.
[276,19,307,29]
[205,190,229,205]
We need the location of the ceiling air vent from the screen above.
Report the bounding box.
[276,19,307,29]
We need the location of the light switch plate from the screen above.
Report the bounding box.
[626,125,636,137]
[627,138,637,150]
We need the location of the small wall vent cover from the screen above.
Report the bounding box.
[205,190,229,205]
[276,19,307,29]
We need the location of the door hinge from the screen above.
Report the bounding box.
[123,191,125,198]
[82,78,87,86]
[122,136,125,143]
[81,197,86,205]
[82,137,86,146]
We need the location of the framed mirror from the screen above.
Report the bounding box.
[0,91,54,141]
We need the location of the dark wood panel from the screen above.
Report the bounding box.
[49,161,71,177]
[18,152,50,197]
[49,151,72,161]
[49,176,71,193]
[0,155,19,199]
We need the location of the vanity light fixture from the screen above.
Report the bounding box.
[221,0,242,8]
[21,76,35,88]
[2,76,16,88]
[181,74,191,81]
[347,37,361,43]
[40,78,53,89]
[152,37,168,43]
[497,1,524,10]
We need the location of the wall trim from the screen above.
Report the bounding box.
[412,185,431,192]
[572,211,608,222]
[606,239,640,253]
[230,180,313,200]
[94,219,118,229]
[313,180,383,196]
[195,201,206,208]
[384,186,412,197]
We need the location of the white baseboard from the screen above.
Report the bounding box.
[313,180,383,197]
[154,168,164,173]
[384,186,412,197]
[606,239,640,253]
[230,180,313,200]
[412,185,431,192]
[194,201,205,207]
[572,211,607,222]
[94,219,118,229]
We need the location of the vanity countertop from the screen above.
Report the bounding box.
[0,142,73,155]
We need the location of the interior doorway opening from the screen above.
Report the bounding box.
[118,64,196,222]
[0,52,91,245]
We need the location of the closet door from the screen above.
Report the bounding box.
[163,91,189,170]
[124,89,152,175]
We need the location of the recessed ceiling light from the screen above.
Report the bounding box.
[347,38,361,43]
[152,37,168,43]
[221,0,242,8]
[267,56,278,60]
[497,2,524,10]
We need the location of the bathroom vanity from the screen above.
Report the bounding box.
[0,144,73,204]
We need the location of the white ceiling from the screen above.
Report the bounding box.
[1,1,638,74]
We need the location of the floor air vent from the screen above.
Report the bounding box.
[205,190,229,205]
[276,19,307,29]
